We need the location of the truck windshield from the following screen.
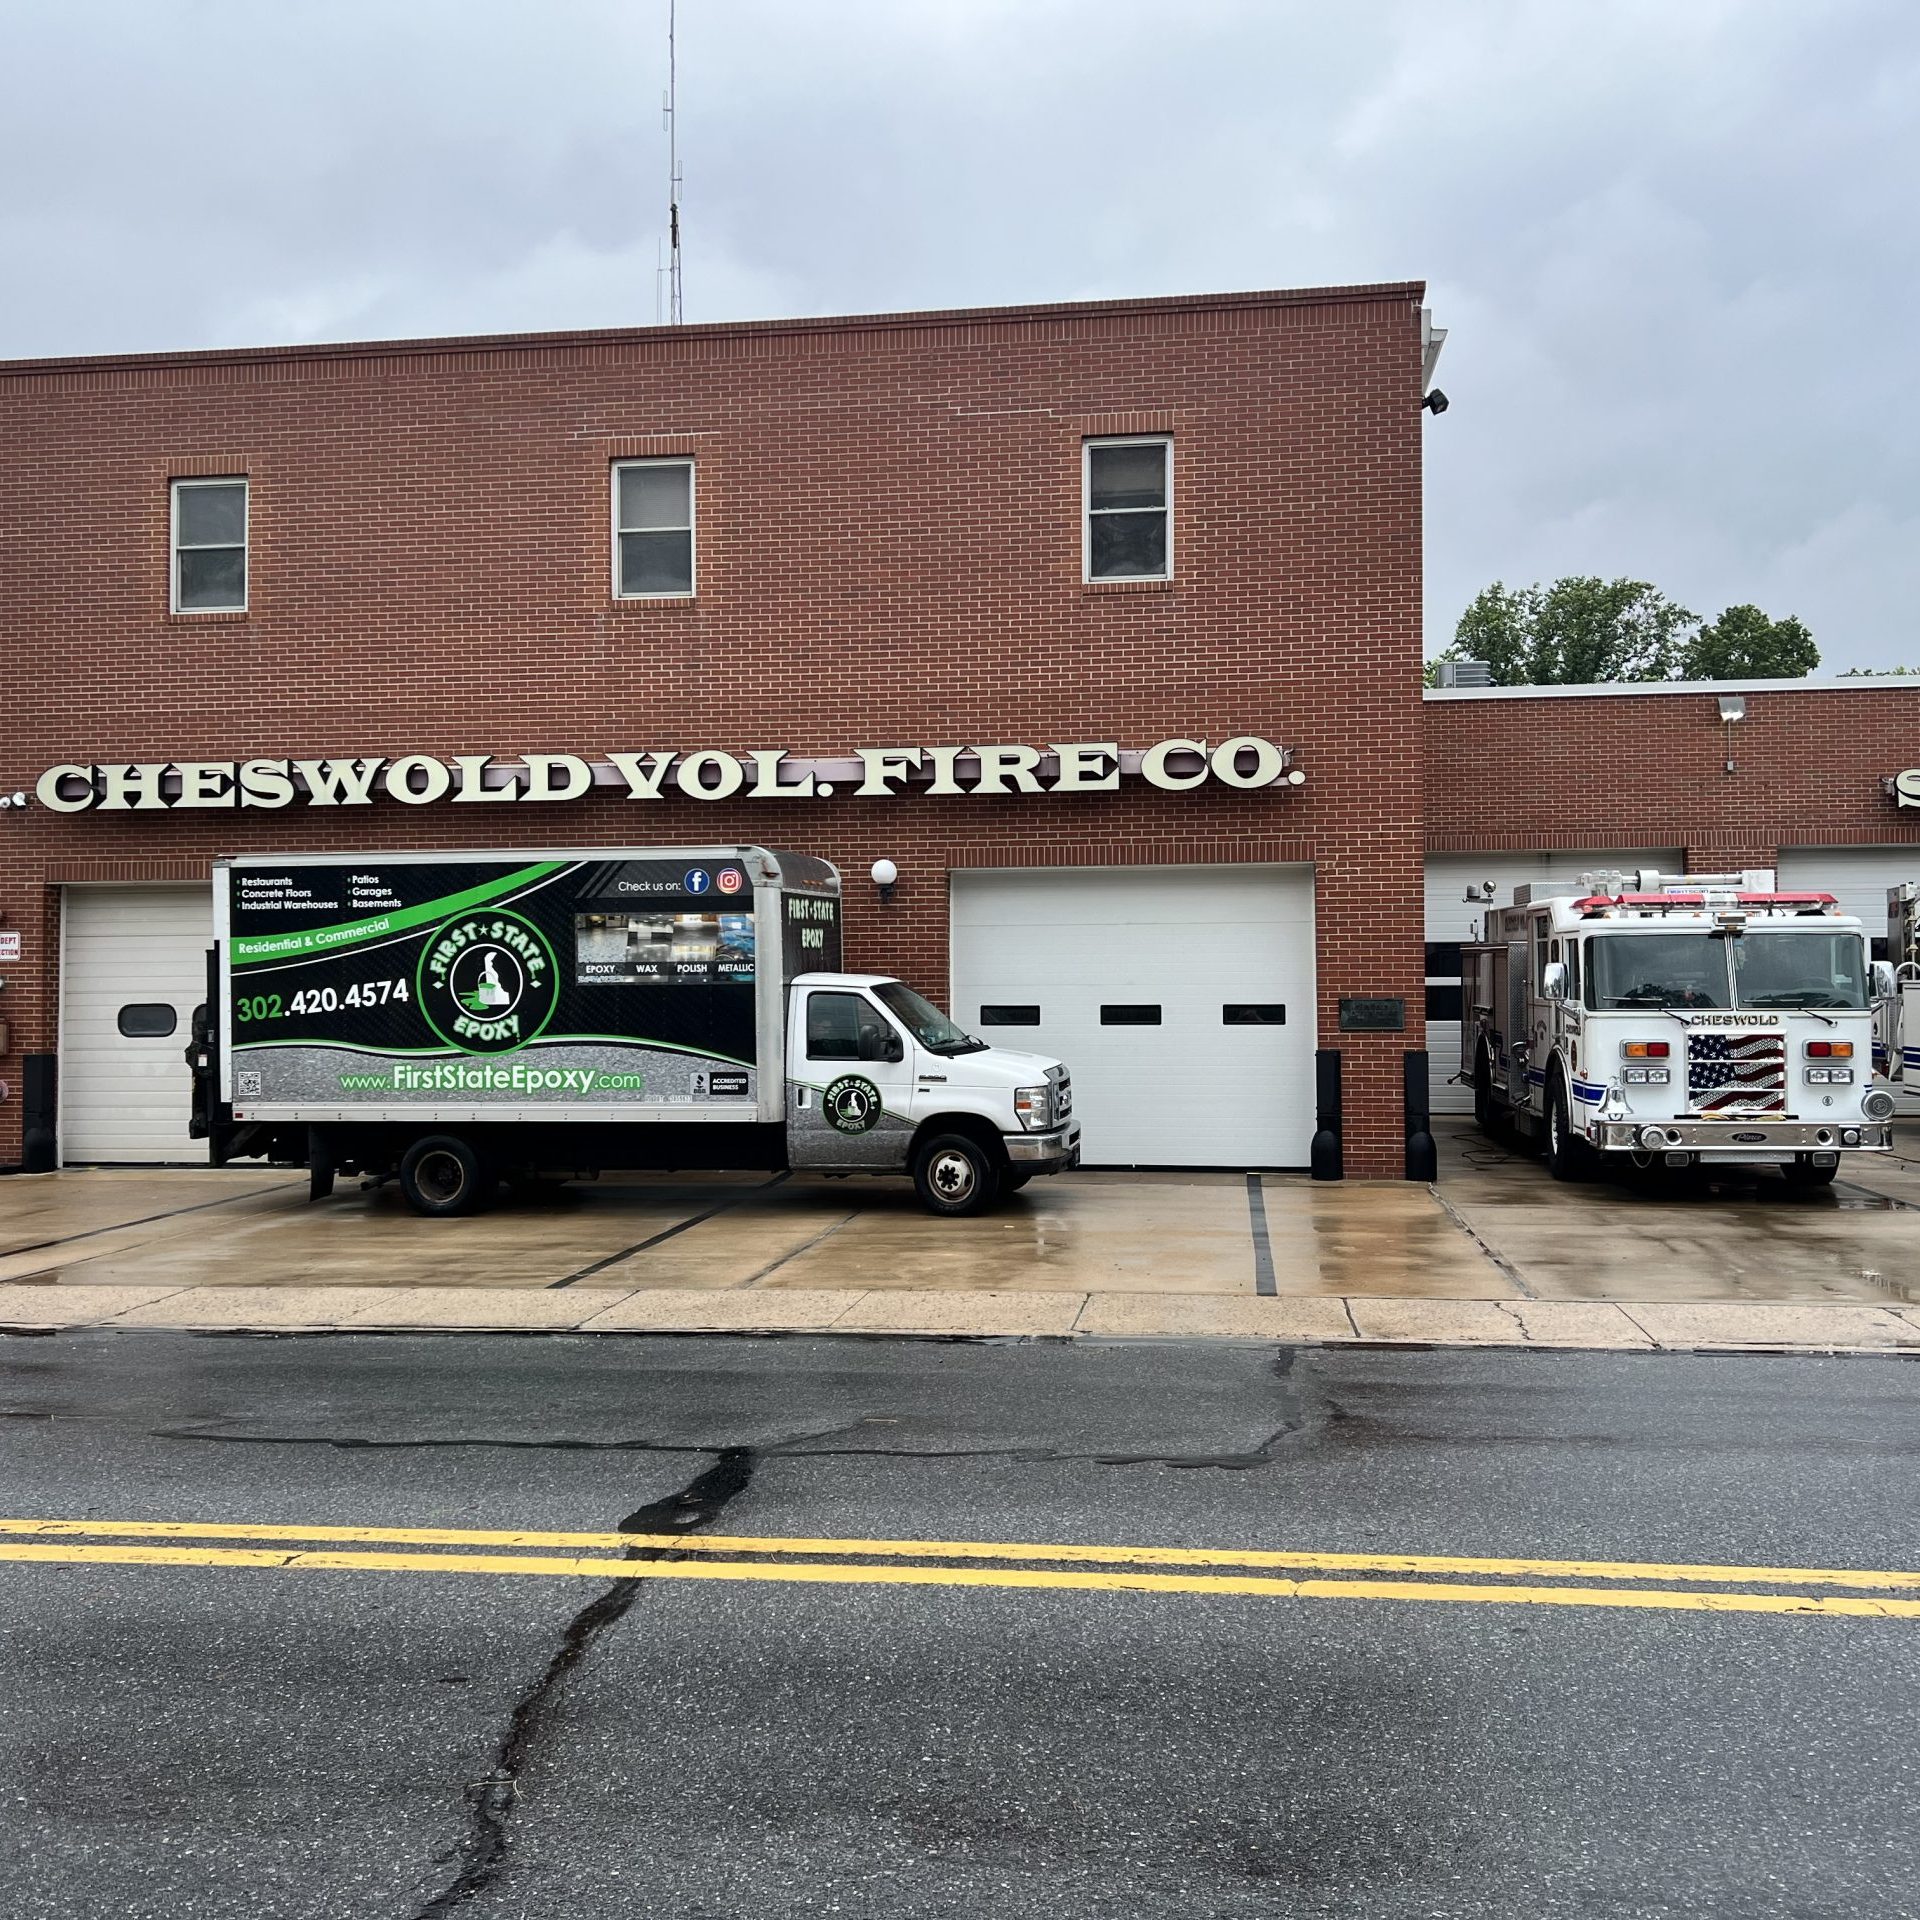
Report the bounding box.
[873,981,986,1056]
[1730,932,1867,1010]
[1586,934,1731,1009]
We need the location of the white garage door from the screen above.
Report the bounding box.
[61,885,213,1164]
[950,865,1315,1167]
[1425,849,1681,1114]
[1776,848,1918,952]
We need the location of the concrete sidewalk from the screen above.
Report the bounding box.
[5,1279,1920,1355]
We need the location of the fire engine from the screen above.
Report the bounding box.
[1877,882,1920,1099]
[1461,869,1898,1184]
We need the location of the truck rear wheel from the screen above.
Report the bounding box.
[913,1133,999,1217]
[399,1135,489,1217]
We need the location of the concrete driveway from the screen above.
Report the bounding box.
[1,1123,1917,1351]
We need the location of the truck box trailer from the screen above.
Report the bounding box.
[190,848,1078,1215]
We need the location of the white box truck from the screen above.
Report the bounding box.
[189,848,1078,1216]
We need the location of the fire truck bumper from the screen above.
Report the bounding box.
[1592,1120,1893,1156]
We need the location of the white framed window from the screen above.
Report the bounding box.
[612,458,695,598]
[171,477,249,613]
[1083,436,1171,581]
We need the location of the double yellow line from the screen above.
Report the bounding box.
[2,1518,1918,1618]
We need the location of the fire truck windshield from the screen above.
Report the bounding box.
[1729,932,1867,1010]
[1586,934,1731,1009]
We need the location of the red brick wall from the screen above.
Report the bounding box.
[1426,684,1920,872]
[0,285,1429,1173]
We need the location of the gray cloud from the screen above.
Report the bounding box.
[2,0,1914,667]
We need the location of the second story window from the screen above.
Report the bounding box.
[613,458,695,598]
[171,477,248,612]
[1084,436,1171,581]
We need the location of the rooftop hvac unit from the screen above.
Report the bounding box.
[1436,658,1493,687]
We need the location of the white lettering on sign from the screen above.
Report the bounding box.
[1893,769,1920,809]
[27,739,1302,812]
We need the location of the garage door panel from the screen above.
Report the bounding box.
[952,865,1314,1167]
[62,886,212,1164]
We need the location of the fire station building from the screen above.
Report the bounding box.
[2,283,1916,1177]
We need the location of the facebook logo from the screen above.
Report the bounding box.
[684,868,711,895]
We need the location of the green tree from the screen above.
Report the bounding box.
[1839,665,1919,677]
[1453,577,1697,685]
[1681,604,1818,679]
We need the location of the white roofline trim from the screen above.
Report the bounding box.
[1424,676,1920,703]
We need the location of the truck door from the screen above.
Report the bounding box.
[786,987,918,1169]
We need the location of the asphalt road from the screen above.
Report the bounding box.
[3,1330,1918,1919]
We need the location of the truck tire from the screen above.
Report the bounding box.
[1781,1157,1838,1191]
[399,1134,489,1217]
[913,1133,1000,1217]
[1542,1077,1591,1183]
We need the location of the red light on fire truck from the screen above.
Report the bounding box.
[1622,1041,1671,1059]
[1805,1041,1853,1059]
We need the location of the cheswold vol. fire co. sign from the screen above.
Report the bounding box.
[30,739,1304,812]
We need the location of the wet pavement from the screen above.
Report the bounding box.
[0,1121,1916,1336]
[2,1331,1918,1918]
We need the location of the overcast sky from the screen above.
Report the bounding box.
[3,0,1915,669]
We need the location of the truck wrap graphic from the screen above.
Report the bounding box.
[224,857,760,1109]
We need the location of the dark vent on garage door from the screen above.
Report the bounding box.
[117,1003,179,1038]
[979,1004,1040,1026]
[1223,1003,1286,1024]
[1100,1004,1162,1025]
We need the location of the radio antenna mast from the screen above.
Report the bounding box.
[663,0,684,323]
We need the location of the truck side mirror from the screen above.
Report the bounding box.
[1872,960,1897,1002]
[1542,961,1567,1002]
[860,1024,904,1064]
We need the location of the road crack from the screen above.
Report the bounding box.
[412,1447,754,1915]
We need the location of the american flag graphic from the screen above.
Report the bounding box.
[1688,1032,1786,1112]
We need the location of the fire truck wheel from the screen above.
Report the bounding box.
[1543,1079,1591,1183]
[1781,1157,1838,1191]
[399,1134,490,1217]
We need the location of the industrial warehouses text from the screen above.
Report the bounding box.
[33,740,1304,812]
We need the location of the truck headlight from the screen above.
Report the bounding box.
[1014,1085,1050,1130]
[1623,1067,1670,1085]
[1806,1067,1853,1085]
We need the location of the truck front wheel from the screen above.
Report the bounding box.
[913,1133,1000,1217]
[399,1134,489,1217]
[1542,1079,1592,1183]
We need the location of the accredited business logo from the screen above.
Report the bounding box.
[822,1074,884,1135]
[418,910,559,1054]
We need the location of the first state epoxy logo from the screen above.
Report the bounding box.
[822,1074,884,1135]
[418,910,559,1054]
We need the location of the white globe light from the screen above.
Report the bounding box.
[870,858,899,889]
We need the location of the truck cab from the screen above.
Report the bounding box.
[785,972,1078,1213]
[1463,869,1898,1186]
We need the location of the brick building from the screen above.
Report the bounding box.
[5,284,1913,1177]
[0,283,1434,1176]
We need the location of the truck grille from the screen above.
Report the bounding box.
[1053,1071,1072,1120]
[1687,1032,1786,1114]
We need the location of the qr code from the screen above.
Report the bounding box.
[236,1071,263,1097]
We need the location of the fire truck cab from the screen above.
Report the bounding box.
[1461,869,1899,1185]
